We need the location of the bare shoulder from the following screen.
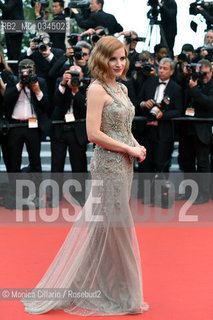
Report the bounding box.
[87,82,105,97]
[87,81,111,108]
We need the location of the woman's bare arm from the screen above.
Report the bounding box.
[86,83,144,159]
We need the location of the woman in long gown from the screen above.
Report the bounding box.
[21,36,148,316]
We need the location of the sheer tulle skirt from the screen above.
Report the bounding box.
[21,151,148,316]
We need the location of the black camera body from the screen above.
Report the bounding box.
[141,62,155,76]
[203,46,213,61]
[147,0,159,8]
[32,35,50,51]
[72,45,84,60]
[69,70,81,87]
[189,0,213,15]
[124,35,146,45]
[149,102,161,119]
[69,0,90,9]
[38,43,48,52]
[67,33,82,46]
[20,70,38,86]
[186,63,207,81]
[148,96,171,120]
[177,51,191,63]
[65,0,90,18]
[91,28,108,43]
[69,71,92,87]
[31,0,49,8]
[147,0,161,24]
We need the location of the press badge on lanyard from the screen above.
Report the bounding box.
[65,113,75,122]
[185,107,195,117]
[28,117,38,128]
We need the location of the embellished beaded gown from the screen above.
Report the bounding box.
[21,81,148,316]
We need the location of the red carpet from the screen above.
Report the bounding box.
[1,198,213,320]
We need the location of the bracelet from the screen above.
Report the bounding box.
[60,82,67,87]
[140,101,145,107]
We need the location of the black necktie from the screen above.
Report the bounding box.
[158,81,166,86]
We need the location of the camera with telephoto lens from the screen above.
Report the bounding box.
[69,70,81,87]
[148,96,171,120]
[31,0,49,8]
[69,71,93,87]
[91,28,108,43]
[67,33,82,46]
[20,69,38,86]
[72,45,84,60]
[124,35,146,45]
[147,0,159,7]
[186,63,207,81]
[68,0,90,9]
[32,35,50,51]
[147,0,160,24]
[65,0,90,18]
[148,102,161,119]
[189,0,213,15]
[141,61,155,75]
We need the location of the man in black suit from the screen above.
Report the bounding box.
[136,58,183,202]
[49,65,88,207]
[159,0,177,58]
[176,59,213,204]
[0,59,50,209]
[35,0,66,50]
[197,7,213,29]
[137,57,183,173]
[4,59,50,173]
[51,65,88,173]
[71,0,123,35]
[0,0,24,66]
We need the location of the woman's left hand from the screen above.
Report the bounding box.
[137,146,146,163]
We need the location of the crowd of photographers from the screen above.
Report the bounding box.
[0,0,213,207]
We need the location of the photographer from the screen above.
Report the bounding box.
[199,30,213,62]
[197,6,213,29]
[120,30,140,79]
[0,0,24,70]
[3,59,50,174]
[125,51,156,106]
[153,43,168,69]
[71,0,123,35]
[158,0,177,58]
[49,38,91,86]
[49,66,88,207]
[0,53,14,172]
[176,59,213,204]
[173,44,195,88]
[75,40,91,77]
[1,59,50,208]
[205,29,213,46]
[136,58,183,202]
[34,0,66,50]
[48,44,74,79]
